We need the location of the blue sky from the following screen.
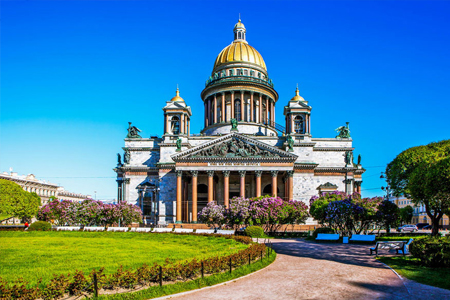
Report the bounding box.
[1,0,449,200]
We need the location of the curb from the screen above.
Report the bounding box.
[375,259,411,295]
[154,253,278,299]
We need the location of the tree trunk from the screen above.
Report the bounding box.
[426,205,443,237]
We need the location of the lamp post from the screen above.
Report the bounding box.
[380,172,391,201]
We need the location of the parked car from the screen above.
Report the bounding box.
[416,223,429,229]
[397,224,418,232]
[423,225,432,230]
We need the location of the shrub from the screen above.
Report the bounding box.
[409,236,450,267]
[244,226,265,238]
[28,221,52,231]
[313,227,335,239]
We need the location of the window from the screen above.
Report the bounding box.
[235,99,241,121]
[244,69,248,76]
[229,69,234,76]
[294,115,304,134]
[171,116,180,134]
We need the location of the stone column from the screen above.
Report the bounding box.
[287,171,294,200]
[239,170,246,197]
[221,93,225,122]
[223,171,230,208]
[214,94,217,124]
[250,92,254,122]
[259,94,262,124]
[240,91,244,121]
[231,91,235,119]
[176,171,182,223]
[191,171,198,223]
[255,171,262,197]
[207,170,214,203]
[265,97,269,125]
[271,170,278,197]
[204,102,207,128]
[272,100,275,123]
[166,114,170,134]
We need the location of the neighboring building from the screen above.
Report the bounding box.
[114,19,365,225]
[0,171,91,205]
[389,195,449,229]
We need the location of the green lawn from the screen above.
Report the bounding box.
[378,256,450,290]
[0,231,248,286]
[376,236,428,241]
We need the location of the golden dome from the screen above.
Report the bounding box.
[171,87,184,102]
[234,19,245,30]
[290,87,305,102]
[213,41,266,71]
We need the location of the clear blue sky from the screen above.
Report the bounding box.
[1,0,449,200]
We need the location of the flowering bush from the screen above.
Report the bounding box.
[309,191,389,235]
[198,196,309,231]
[37,200,142,226]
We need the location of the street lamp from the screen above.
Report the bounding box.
[380,172,391,201]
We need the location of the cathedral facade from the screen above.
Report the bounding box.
[114,20,365,225]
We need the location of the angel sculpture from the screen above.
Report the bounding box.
[335,122,351,139]
[127,122,142,138]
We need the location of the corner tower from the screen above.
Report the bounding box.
[200,19,279,136]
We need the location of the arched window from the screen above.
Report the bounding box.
[250,70,254,77]
[244,69,248,76]
[235,99,241,121]
[198,184,208,193]
[217,101,222,121]
[294,115,304,134]
[229,69,234,76]
[171,116,180,135]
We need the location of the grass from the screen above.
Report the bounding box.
[0,231,248,286]
[378,256,450,290]
[97,250,277,299]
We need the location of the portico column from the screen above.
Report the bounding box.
[207,170,214,203]
[265,97,269,125]
[255,171,262,197]
[223,171,230,208]
[271,171,278,197]
[240,91,244,121]
[191,171,198,223]
[239,170,246,198]
[214,94,217,124]
[176,171,182,223]
[221,93,225,122]
[291,115,295,134]
[204,102,207,128]
[231,92,235,119]
[287,171,294,200]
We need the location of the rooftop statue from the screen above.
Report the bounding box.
[286,134,294,152]
[231,118,238,131]
[117,153,122,166]
[357,154,361,165]
[124,149,130,164]
[176,138,182,152]
[127,122,142,138]
[335,122,351,139]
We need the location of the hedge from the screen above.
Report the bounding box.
[409,236,450,267]
[244,226,265,238]
[28,221,52,231]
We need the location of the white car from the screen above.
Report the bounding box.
[397,225,418,232]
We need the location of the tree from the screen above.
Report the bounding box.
[399,205,414,225]
[0,179,41,222]
[386,140,450,236]
[376,200,399,233]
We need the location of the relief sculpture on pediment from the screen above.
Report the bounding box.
[192,138,280,158]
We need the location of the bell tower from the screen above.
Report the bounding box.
[284,87,312,136]
[162,88,192,137]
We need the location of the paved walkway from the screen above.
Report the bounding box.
[165,239,450,300]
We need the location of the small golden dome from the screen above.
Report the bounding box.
[213,41,266,71]
[171,87,185,102]
[291,87,305,102]
[234,19,245,30]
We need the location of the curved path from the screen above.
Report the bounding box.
[164,239,450,300]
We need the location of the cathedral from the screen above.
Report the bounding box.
[114,20,365,225]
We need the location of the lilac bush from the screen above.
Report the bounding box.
[198,196,309,231]
[37,199,142,226]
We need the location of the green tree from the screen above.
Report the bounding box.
[0,179,41,222]
[386,140,450,236]
[376,200,399,233]
[399,205,414,225]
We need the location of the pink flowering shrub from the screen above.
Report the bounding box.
[37,199,142,226]
[198,196,309,231]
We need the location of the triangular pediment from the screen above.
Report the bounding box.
[172,133,298,162]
